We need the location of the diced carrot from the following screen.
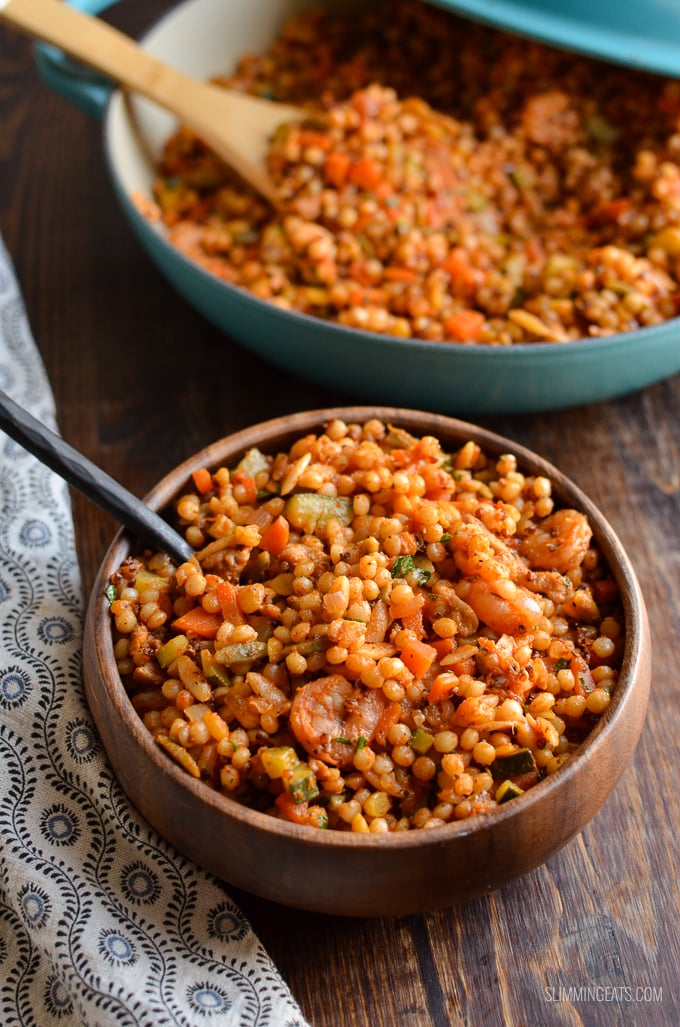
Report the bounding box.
[298,130,333,151]
[325,150,351,187]
[171,606,222,639]
[440,251,482,297]
[216,581,245,625]
[230,471,257,503]
[602,197,631,220]
[373,180,394,200]
[275,792,310,824]
[401,607,425,638]
[400,638,437,679]
[374,702,402,746]
[444,309,486,342]
[430,637,455,659]
[383,266,418,283]
[428,672,458,704]
[191,467,213,494]
[259,514,290,555]
[348,157,382,191]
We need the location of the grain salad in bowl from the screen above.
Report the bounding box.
[105,415,626,834]
[85,408,649,913]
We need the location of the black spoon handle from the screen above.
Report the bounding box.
[0,388,193,564]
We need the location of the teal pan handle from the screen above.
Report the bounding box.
[34,0,121,119]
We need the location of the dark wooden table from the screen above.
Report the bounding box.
[2,5,679,1024]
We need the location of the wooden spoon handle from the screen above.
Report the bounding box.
[0,0,304,202]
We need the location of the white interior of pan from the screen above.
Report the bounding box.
[105,0,348,197]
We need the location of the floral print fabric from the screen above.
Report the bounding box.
[0,236,308,1027]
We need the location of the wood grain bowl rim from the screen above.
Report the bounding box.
[86,406,651,855]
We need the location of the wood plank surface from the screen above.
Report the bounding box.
[1,5,678,1024]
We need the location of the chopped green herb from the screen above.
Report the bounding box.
[332,737,352,746]
[554,658,570,671]
[391,554,416,577]
[355,737,367,751]
[440,533,452,543]
[104,583,117,605]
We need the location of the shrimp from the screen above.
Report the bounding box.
[451,515,575,604]
[463,578,549,636]
[518,509,592,573]
[477,634,533,699]
[289,675,387,767]
[449,517,517,582]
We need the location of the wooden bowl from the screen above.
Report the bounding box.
[83,408,651,917]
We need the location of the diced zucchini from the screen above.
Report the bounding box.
[284,762,320,804]
[293,636,327,656]
[269,572,295,596]
[284,493,353,535]
[490,747,537,782]
[248,615,275,642]
[236,447,270,478]
[134,568,172,592]
[214,640,268,666]
[200,648,232,688]
[496,780,525,804]
[261,746,300,780]
[410,728,435,754]
[384,425,419,449]
[157,634,188,669]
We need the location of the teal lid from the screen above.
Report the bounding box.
[430,0,680,76]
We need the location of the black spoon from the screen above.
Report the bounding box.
[0,387,193,564]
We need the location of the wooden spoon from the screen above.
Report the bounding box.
[0,387,194,564]
[0,0,306,204]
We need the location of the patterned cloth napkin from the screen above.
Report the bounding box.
[0,236,309,1027]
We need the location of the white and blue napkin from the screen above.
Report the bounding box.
[0,235,308,1027]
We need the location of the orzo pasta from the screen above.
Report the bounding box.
[147,0,680,344]
[107,418,624,832]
